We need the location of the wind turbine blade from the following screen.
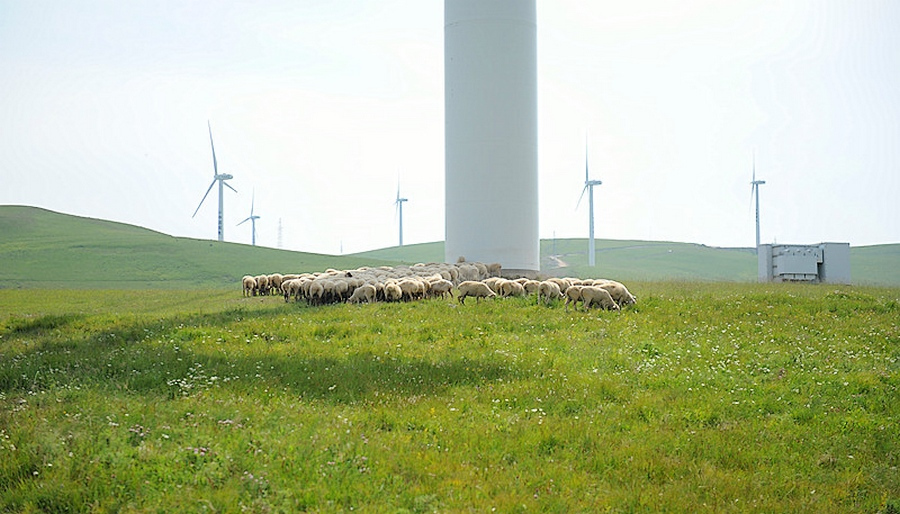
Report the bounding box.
[585,136,590,184]
[224,181,237,193]
[237,217,251,226]
[752,151,756,183]
[749,152,756,211]
[192,179,216,218]
[208,121,218,176]
[250,190,255,216]
[576,184,588,209]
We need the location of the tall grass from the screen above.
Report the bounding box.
[1,284,898,512]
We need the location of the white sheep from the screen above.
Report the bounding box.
[523,280,541,295]
[581,286,620,311]
[267,273,284,294]
[383,282,403,302]
[457,281,496,304]
[282,278,302,302]
[308,280,327,305]
[483,276,505,294]
[498,279,526,298]
[547,277,571,294]
[398,278,426,302]
[242,275,257,297]
[428,279,454,299]
[564,285,584,312]
[254,274,270,296]
[347,283,377,304]
[597,280,637,307]
[538,281,562,305]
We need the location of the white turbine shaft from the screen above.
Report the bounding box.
[444,0,539,273]
[751,155,765,249]
[754,184,759,247]
[398,200,405,247]
[217,179,224,242]
[588,183,595,267]
[582,140,600,267]
[753,182,765,248]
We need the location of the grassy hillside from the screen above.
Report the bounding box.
[2,205,898,287]
[0,206,395,289]
[1,284,897,511]
[353,238,900,285]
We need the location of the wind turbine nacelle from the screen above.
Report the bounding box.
[218,174,234,180]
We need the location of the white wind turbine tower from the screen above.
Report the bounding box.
[237,190,260,246]
[577,139,602,267]
[192,121,236,242]
[750,154,766,248]
[394,180,408,247]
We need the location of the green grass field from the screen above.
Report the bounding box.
[1,284,898,512]
[1,205,898,511]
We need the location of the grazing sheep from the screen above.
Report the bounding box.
[523,280,541,295]
[597,280,637,307]
[398,278,426,302]
[330,278,351,302]
[383,282,403,302]
[581,286,620,311]
[499,279,526,298]
[267,273,284,294]
[483,276,505,294]
[347,284,377,304]
[429,279,454,299]
[282,278,305,302]
[308,280,327,306]
[242,275,257,297]
[457,280,496,304]
[254,274,270,296]
[538,281,562,305]
[564,285,584,312]
[486,262,502,277]
[548,277,571,294]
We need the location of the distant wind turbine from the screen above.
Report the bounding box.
[237,190,260,246]
[750,154,766,248]
[192,121,236,242]
[577,138,602,267]
[395,180,408,247]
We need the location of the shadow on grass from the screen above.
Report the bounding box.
[1,305,517,404]
[161,351,512,404]
[1,313,85,336]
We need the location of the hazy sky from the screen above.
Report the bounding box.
[2,0,898,254]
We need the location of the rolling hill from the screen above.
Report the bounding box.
[0,206,396,289]
[2,205,898,287]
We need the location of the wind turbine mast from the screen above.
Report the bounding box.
[395,181,408,247]
[578,137,602,267]
[237,190,260,246]
[751,154,766,248]
[192,121,236,242]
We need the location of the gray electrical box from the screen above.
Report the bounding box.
[758,243,850,284]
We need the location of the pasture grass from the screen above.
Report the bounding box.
[1,283,898,512]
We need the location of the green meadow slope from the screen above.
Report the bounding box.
[0,206,395,289]
[2,205,898,287]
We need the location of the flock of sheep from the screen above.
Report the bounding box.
[241,260,636,312]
